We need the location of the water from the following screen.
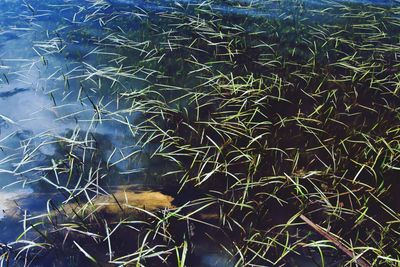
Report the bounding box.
[0,0,144,236]
[0,0,399,266]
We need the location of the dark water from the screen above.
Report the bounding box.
[0,0,399,266]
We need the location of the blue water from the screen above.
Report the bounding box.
[0,0,399,266]
[0,0,147,237]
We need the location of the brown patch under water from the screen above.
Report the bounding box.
[62,189,175,218]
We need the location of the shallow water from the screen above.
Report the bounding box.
[0,0,146,241]
[0,0,399,266]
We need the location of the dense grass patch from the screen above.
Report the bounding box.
[1,0,399,266]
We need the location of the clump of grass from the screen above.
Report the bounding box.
[3,0,400,266]
[111,0,400,265]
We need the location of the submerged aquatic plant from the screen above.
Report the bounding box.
[0,0,399,266]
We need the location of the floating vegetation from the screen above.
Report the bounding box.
[0,0,399,266]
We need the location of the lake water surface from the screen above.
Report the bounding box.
[1,0,399,266]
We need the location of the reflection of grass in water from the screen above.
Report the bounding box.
[2,0,400,266]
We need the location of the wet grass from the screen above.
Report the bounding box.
[0,0,400,266]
